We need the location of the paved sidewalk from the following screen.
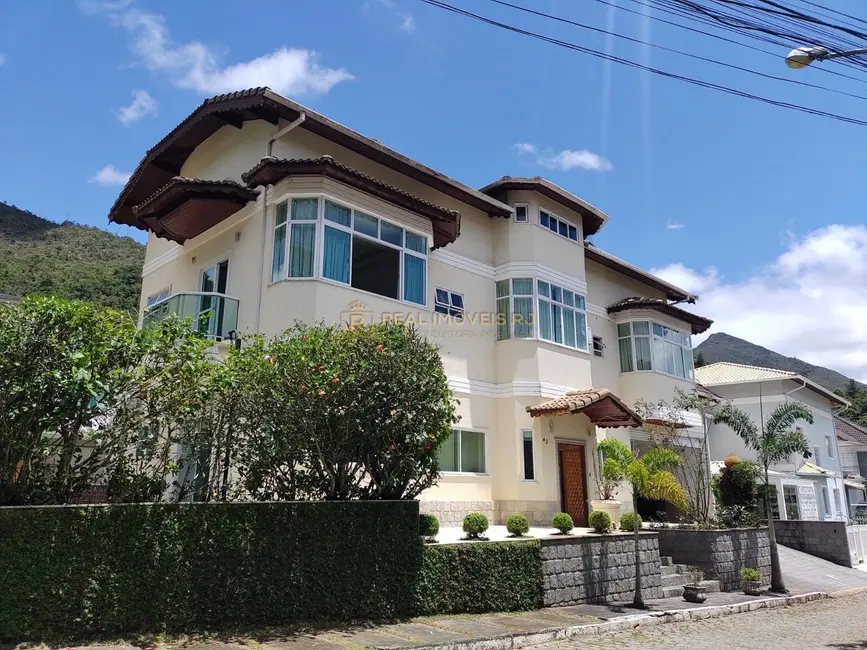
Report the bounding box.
[777,544,867,593]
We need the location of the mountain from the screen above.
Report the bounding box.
[0,201,145,313]
[695,332,861,395]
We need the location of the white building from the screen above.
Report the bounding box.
[696,362,848,521]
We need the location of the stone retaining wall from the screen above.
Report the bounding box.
[419,500,494,527]
[774,520,853,567]
[656,528,771,591]
[495,500,560,526]
[540,533,662,606]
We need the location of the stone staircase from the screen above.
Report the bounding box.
[660,555,722,599]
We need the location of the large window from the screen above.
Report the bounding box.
[617,320,694,379]
[495,277,588,351]
[272,196,428,306]
[783,484,800,520]
[438,429,487,474]
[539,209,579,242]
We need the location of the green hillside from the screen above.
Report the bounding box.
[695,332,862,395]
[0,201,144,313]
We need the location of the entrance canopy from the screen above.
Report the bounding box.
[526,388,642,428]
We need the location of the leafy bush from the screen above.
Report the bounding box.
[724,454,741,469]
[620,511,643,532]
[417,541,542,615]
[506,514,530,537]
[687,566,705,586]
[0,501,423,640]
[552,512,574,534]
[595,439,631,500]
[713,456,762,527]
[740,567,761,582]
[463,512,489,538]
[588,510,612,534]
[419,513,440,539]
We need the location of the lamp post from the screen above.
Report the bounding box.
[786,45,867,69]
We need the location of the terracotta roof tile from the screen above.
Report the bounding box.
[526,388,642,428]
[835,415,867,446]
[607,296,713,334]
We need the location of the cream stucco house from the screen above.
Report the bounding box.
[118,88,712,527]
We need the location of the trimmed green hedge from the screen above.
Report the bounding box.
[0,501,422,640]
[417,541,543,615]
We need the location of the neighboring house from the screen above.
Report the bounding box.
[834,415,867,518]
[696,362,849,521]
[119,87,712,526]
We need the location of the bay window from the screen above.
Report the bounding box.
[617,320,694,379]
[272,196,428,306]
[495,277,588,351]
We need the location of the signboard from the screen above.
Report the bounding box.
[798,484,819,520]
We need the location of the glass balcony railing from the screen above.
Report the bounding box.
[142,292,239,341]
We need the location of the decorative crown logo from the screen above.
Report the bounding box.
[347,300,368,312]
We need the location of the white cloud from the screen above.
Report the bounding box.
[651,225,867,381]
[115,89,158,125]
[89,164,132,186]
[515,143,612,172]
[87,4,353,96]
[666,221,685,230]
[399,13,416,33]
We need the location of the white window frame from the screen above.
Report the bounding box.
[435,287,464,317]
[270,193,429,307]
[495,277,589,352]
[514,203,529,223]
[825,434,834,459]
[439,427,489,476]
[520,428,536,482]
[821,486,831,516]
[145,287,171,307]
[833,487,843,516]
[617,320,694,380]
[538,208,580,243]
[814,445,822,467]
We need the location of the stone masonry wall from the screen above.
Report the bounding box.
[657,528,771,591]
[419,500,494,527]
[775,520,854,567]
[541,533,662,606]
[495,500,560,526]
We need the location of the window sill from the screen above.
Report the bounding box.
[496,336,591,356]
[440,471,490,478]
[620,369,696,383]
[268,276,429,311]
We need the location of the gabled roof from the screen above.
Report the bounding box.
[607,296,713,334]
[526,388,642,428]
[835,415,867,446]
[583,243,696,302]
[109,87,511,229]
[797,461,838,478]
[695,362,849,407]
[478,176,608,235]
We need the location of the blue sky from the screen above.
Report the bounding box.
[2,0,867,378]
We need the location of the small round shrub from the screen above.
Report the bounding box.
[620,511,643,532]
[419,513,439,539]
[724,454,741,469]
[506,514,530,537]
[463,512,489,538]
[552,512,574,534]
[589,510,612,534]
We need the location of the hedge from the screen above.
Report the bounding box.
[0,501,422,640]
[417,541,543,615]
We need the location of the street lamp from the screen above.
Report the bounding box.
[786,45,867,69]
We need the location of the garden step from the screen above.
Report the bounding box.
[661,564,683,576]
[660,556,674,567]
[662,573,689,587]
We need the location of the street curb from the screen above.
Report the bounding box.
[379,592,828,650]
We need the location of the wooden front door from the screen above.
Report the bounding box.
[558,443,589,527]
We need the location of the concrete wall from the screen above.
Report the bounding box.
[541,533,662,606]
[656,528,771,591]
[774,520,854,567]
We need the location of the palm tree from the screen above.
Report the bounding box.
[713,402,813,593]
[597,439,688,608]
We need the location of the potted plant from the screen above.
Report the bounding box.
[741,567,762,595]
[592,439,630,528]
[682,566,707,603]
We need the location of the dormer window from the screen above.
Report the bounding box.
[539,209,579,242]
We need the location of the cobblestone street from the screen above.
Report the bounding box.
[541,593,867,649]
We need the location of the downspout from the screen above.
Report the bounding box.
[254,112,307,333]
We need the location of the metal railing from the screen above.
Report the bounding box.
[142,292,239,340]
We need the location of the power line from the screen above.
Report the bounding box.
[486,0,867,101]
[417,0,867,127]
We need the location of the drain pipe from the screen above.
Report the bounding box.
[254,112,306,333]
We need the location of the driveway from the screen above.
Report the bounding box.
[537,592,867,649]
[778,544,867,594]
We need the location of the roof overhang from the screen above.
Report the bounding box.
[584,243,696,302]
[526,388,642,428]
[607,297,713,334]
[242,156,460,249]
[479,176,608,235]
[132,178,259,244]
[844,478,867,490]
[109,87,511,230]
[701,375,849,408]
